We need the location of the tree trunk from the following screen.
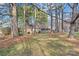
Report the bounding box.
[68,10,74,38]
[23,3,27,35]
[10,3,18,38]
[68,3,78,38]
[55,6,59,32]
[50,8,53,32]
[68,23,75,38]
[34,6,37,34]
[61,5,64,32]
[74,5,78,32]
[49,4,53,32]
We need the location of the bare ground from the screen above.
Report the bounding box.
[0,33,79,56]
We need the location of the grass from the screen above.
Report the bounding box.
[74,32,79,40]
[75,32,79,35]
[46,40,73,55]
[0,33,79,56]
[0,42,23,56]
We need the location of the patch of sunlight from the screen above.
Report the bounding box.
[37,37,59,41]
[48,38,59,40]
[74,48,79,53]
[8,42,27,55]
[48,45,72,56]
[64,48,71,54]
[46,40,73,55]
[15,43,24,51]
[56,40,74,47]
[33,34,49,39]
[8,49,16,55]
[49,49,63,56]
[59,35,67,38]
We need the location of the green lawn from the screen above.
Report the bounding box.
[0,33,79,56]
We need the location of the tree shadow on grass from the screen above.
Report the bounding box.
[30,38,47,56]
[46,40,75,56]
[0,40,33,56]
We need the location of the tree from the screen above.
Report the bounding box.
[23,3,27,34]
[61,4,64,32]
[55,4,59,32]
[68,3,78,38]
[23,4,35,34]
[47,3,53,32]
[31,4,48,33]
[10,3,18,37]
[33,6,37,33]
[50,4,53,32]
[17,5,25,35]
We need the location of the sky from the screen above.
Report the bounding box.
[64,4,71,12]
[0,3,77,28]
